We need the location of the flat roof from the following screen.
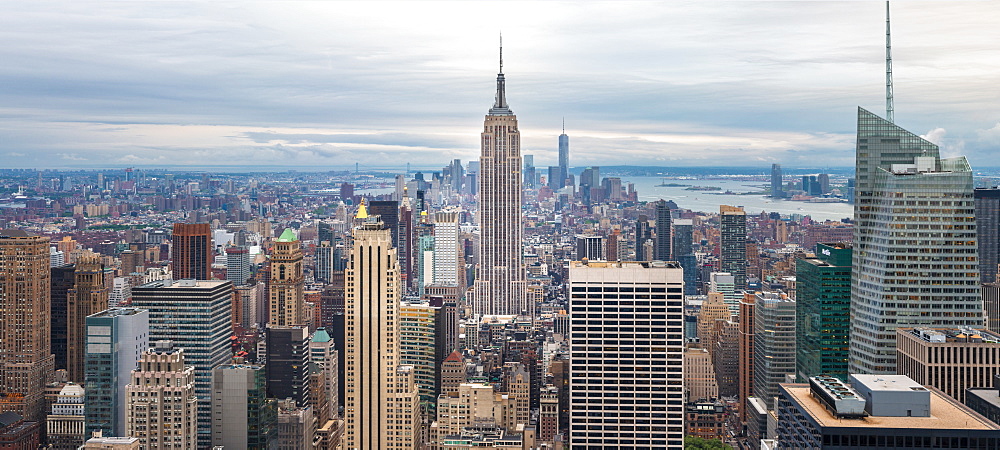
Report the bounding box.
[138,279,230,289]
[852,374,926,392]
[782,384,999,430]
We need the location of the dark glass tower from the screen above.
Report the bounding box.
[654,200,672,261]
[796,243,852,381]
[976,188,1000,284]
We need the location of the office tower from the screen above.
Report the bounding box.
[719,205,747,289]
[440,351,467,396]
[708,272,739,315]
[770,163,783,198]
[575,235,605,261]
[118,250,141,276]
[672,219,697,295]
[225,245,251,286]
[713,319,740,398]
[265,326,310,406]
[568,260,685,448]
[522,154,535,189]
[309,328,339,418]
[399,301,439,406]
[51,264,75,372]
[776,375,1000,448]
[851,108,982,375]
[818,173,831,194]
[368,200,400,247]
[315,241,335,283]
[45,383,86,449]
[234,283,260,329]
[737,293,756,425]
[131,279,232,447]
[697,292,731,350]
[125,342,197,450]
[547,166,561,190]
[685,348,719,402]
[66,256,110,383]
[635,215,651,261]
[976,188,1000,284]
[171,223,211,280]
[654,200,672,260]
[557,123,569,190]
[416,234,434,296]
[796,243,852,381]
[432,211,461,287]
[474,50,527,316]
[275,399,314,449]
[896,328,1000,404]
[270,228,305,327]
[753,292,796,409]
[84,308,149,437]
[211,361,278,449]
[344,217,419,449]
[0,230,55,421]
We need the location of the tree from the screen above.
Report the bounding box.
[685,436,734,450]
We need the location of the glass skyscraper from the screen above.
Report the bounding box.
[796,243,851,381]
[850,107,982,374]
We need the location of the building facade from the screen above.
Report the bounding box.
[170,222,211,280]
[84,308,149,437]
[719,205,747,289]
[796,243,852,381]
[270,228,305,327]
[568,260,685,449]
[125,343,198,450]
[851,108,982,374]
[896,328,1000,404]
[210,362,277,449]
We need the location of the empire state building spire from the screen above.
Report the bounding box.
[489,34,512,116]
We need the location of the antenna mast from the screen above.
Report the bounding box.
[885,1,894,123]
[499,32,503,73]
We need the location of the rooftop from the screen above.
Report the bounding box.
[902,327,1000,344]
[782,384,998,430]
[570,260,681,269]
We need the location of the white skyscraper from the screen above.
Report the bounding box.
[432,211,460,287]
[475,41,527,316]
[568,260,686,448]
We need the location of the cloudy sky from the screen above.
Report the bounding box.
[2,1,999,170]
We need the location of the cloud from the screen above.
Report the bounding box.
[1,2,999,169]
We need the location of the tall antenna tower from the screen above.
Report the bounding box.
[885,1,894,123]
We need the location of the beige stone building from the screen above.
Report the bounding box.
[344,216,419,449]
[685,347,719,402]
[897,328,1000,403]
[125,342,197,449]
[697,292,731,352]
[270,228,306,327]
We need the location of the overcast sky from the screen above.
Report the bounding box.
[2,1,998,170]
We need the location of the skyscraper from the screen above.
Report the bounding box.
[211,361,277,449]
[432,211,460,288]
[344,217,419,449]
[672,219,698,296]
[770,163,783,198]
[558,121,569,189]
[796,243,852,381]
[265,326,310,407]
[568,260,685,449]
[171,223,211,280]
[368,200,400,248]
[225,245,251,286]
[125,342,198,450]
[84,308,149,438]
[719,205,747,288]
[851,107,982,374]
[753,292,796,409]
[635,215,651,261]
[0,229,55,421]
[654,199,672,261]
[975,188,1000,284]
[475,43,527,316]
[269,228,305,327]
[68,255,109,382]
[131,279,233,447]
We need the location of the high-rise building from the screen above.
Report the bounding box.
[655,200,672,261]
[672,219,697,296]
[738,293,756,426]
[708,272,739,316]
[0,229,55,421]
[753,292,796,409]
[270,228,305,327]
[225,245,251,286]
[635,215,651,261]
[770,163,783,198]
[475,48,527,316]
[45,383,87,449]
[68,255,110,383]
[558,123,569,189]
[568,260,685,448]
[851,108,982,374]
[265,326,310,407]
[51,263,76,372]
[84,308,149,437]
[131,279,232,447]
[432,212,461,288]
[170,223,211,280]
[399,301,439,406]
[344,217,419,449]
[796,243,852,381]
[315,241,335,283]
[976,188,1000,284]
[896,328,1000,404]
[575,235,605,261]
[368,200,400,248]
[125,342,197,450]
[211,361,278,449]
[719,205,747,289]
[308,328,338,419]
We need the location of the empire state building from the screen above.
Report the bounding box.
[474,43,528,316]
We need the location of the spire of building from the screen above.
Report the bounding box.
[886,0,894,123]
[562,117,565,134]
[489,33,512,116]
[355,199,368,220]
